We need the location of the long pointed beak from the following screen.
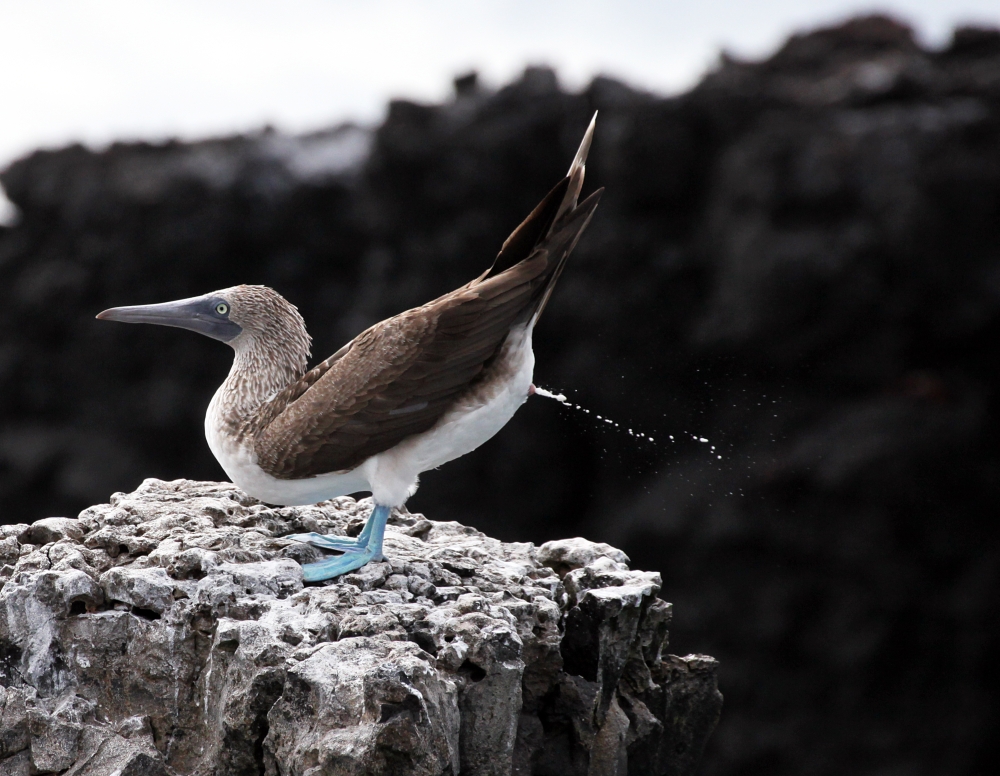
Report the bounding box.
[97,295,242,343]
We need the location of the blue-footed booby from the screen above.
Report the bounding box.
[97,114,601,581]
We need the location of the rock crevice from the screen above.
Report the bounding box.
[0,479,720,775]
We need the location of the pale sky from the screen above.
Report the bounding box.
[1,0,998,175]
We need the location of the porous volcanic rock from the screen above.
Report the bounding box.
[0,479,720,775]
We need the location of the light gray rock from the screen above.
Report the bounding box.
[0,478,721,775]
[17,518,85,547]
[536,538,630,577]
[101,567,174,615]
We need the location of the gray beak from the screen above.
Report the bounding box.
[96,294,242,343]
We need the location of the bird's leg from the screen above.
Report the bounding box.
[286,508,377,551]
[299,504,390,582]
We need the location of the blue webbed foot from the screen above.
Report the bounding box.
[297,504,390,582]
[301,548,376,581]
[286,507,378,552]
[285,531,364,551]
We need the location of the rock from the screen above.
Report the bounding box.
[267,638,461,775]
[100,567,174,615]
[537,538,630,578]
[0,479,720,775]
[17,519,84,547]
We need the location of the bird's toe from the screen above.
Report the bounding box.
[285,532,364,551]
[301,549,376,582]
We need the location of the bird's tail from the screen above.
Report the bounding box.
[556,110,596,225]
[479,112,602,325]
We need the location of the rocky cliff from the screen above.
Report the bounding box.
[0,479,720,775]
[1,14,998,775]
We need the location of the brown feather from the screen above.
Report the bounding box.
[252,140,601,479]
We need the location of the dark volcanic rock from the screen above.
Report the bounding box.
[0,479,720,775]
[1,14,999,776]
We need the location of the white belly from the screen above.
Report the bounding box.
[205,326,535,507]
[205,400,371,505]
[365,326,535,505]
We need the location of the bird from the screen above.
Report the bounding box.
[97,114,601,581]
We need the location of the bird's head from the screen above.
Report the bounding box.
[97,284,312,361]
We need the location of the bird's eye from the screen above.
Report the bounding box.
[215,303,229,315]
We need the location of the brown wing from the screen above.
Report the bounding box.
[254,121,602,479]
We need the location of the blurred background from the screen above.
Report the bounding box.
[2,1,999,774]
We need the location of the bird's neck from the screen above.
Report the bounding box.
[215,331,310,432]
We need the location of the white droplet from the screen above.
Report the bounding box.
[534,386,568,403]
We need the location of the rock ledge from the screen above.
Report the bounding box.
[0,479,720,775]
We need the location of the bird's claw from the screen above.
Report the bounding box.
[285,531,365,551]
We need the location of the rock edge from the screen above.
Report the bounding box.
[0,478,721,775]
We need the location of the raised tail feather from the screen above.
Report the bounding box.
[528,187,601,324]
[556,110,596,225]
[484,111,599,281]
[478,112,602,325]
